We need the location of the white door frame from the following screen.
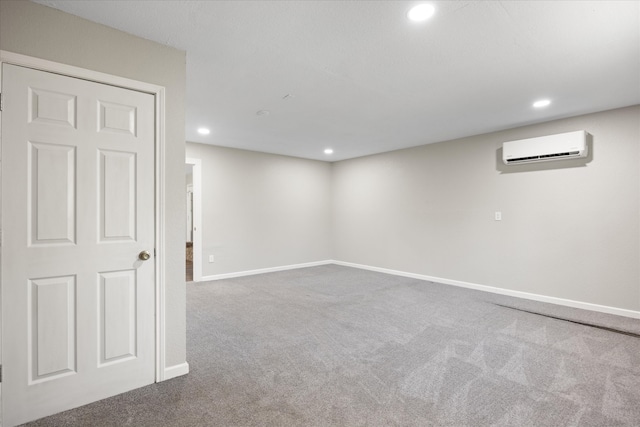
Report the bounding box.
[185,158,202,282]
[0,51,169,386]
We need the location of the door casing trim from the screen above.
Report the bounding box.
[0,51,169,388]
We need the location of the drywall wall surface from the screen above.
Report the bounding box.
[185,143,332,276]
[1,0,187,367]
[333,106,640,311]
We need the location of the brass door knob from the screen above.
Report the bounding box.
[139,250,151,261]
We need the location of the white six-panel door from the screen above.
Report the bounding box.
[1,63,156,426]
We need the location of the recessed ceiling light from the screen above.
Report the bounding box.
[324,148,334,155]
[407,4,436,22]
[533,99,551,108]
[197,127,210,135]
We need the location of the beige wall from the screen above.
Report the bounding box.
[185,143,332,276]
[0,0,187,367]
[333,106,640,311]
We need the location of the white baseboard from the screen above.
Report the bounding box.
[332,260,640,319]
[199,260,334,281]
[163,362,190,381]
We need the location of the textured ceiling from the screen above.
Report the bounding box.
[34,1,640,161]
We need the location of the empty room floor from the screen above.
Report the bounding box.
[26,264,640,426]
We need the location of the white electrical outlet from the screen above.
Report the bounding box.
[494,211,502,221]
[209,255,214,263]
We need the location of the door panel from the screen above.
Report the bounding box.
[98,100,137,135]
[2,63,156,427]
[29,87,77,128]
[29,275,77,383]
[29,141,76,245]
[99,270,137,364]
[99,150,137,241]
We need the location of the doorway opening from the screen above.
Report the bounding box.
[185,158,202,282]
[185,164,194,281]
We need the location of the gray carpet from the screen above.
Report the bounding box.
[25,264,640,426]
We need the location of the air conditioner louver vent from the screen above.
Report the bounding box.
[506,151,582,164]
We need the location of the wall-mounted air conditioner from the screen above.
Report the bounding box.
[502,130,588,165]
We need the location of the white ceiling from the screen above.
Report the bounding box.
[34,0,640,162]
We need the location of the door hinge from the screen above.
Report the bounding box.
[0,92,3,112]
[0,364,3,382]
